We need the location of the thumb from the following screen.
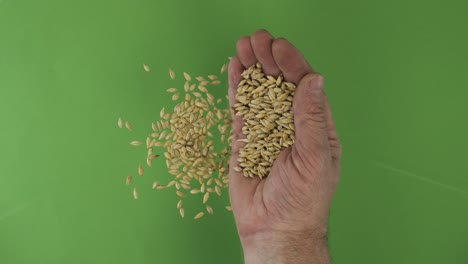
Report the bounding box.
[293,73,328,152]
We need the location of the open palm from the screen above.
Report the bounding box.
[228,30,342,242]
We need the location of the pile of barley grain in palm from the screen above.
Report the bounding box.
[118,63,233,220]
[233,63,297,179]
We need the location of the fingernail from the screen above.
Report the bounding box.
[309,74,324,90]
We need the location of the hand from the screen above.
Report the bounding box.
[228,30,342,264]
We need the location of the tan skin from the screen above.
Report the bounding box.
[228,30,342,264]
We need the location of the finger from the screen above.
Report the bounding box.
[293,73,329,154]
[272,38,314,85]
[250,29,281,77]
[323,93,342,161]
[228,56,246,155]
[236,36,257,69]
[228,56,259,206]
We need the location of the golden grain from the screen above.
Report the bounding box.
[220,64,227,74]
[179,208,185,218]
[208,75,217,80]
[169,68,175,80]
[125,121,132,131]
[126,175,132,185]
[118,117,123,128]
[194,212,204,219]
[119,67,234,215]
[198,85,208,93]
[133,188,138,199]
[203,192,210,204]
[149,154,159,160]
[215,185,221,196]
[234,63,296,178]
[183,72,191,81]
[138,164,144,176]
[206,205,213,214]
[143,64,150,72]
[130,141,141,146]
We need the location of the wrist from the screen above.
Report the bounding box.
[241,228,331,264]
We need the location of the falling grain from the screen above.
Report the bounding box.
[126,175,132,185]
[179,208,185,218]
[130,141,141,146]
[133,188,138,199]
[118,117,123,128]
[143,64,150,72]
[183,72,191,81]
[194,212,204,220]
[220,64,227,74]
[203,192,210,204]
[208,75,217,80]
[152,181,159,189]
[125,121,132,131]
[169,68,175,80]
[206,205,213,214]
[118,67,234,215]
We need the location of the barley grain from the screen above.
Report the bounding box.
[130,141,141,146]
[220,64,227,74]
[215,185,221,196]
[179,208,185,218]
[126,175,132,185]
[203,192,209,204]
[138,164,144,176]
[169,68,175,80]
[183,72,191,81]
[234,62,296,178]
[198,85,208,93]
[125,121,132,131]
[143,64,150,72]
[194,212,204,219]
[133,188,138,199]
[119,67,234,216]
[206,205,213,214]
[118,117,123,128]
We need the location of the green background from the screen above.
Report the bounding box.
[1,0,467,263]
